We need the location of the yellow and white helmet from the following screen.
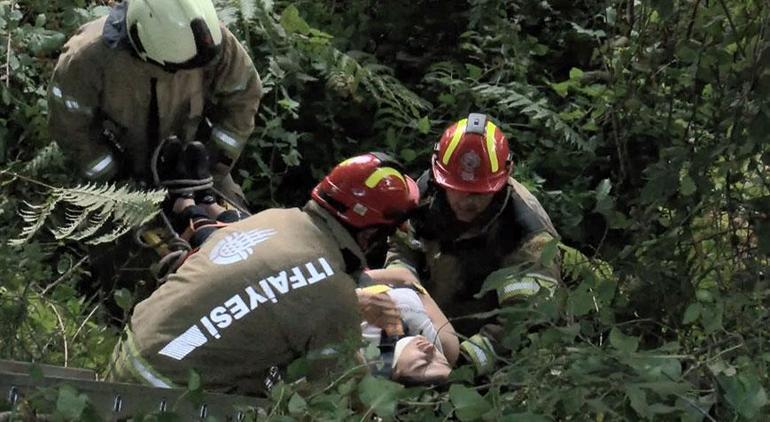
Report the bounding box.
[126,0,222,69]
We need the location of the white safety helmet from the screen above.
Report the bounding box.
[126,0,223,70]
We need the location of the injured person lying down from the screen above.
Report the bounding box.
[357,283,459,385]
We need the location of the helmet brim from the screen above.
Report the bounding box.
[432,169,507,194]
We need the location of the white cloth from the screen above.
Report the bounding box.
[360,288,443,354]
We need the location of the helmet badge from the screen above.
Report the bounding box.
[460,151,481,181]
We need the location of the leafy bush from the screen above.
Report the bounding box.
[1,0,768,420]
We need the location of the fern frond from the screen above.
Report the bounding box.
[9,199,58,246]
[21,142,65,176]
[9,183,166,246]
[473,83,593,152]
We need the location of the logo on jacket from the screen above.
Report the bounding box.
[460,151,481,181]
[208,228,277,265]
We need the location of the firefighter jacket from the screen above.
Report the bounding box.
[48,3,261,199]
[385,175,561,374]
[115,201,367,395]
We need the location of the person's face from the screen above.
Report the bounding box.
[392,336,451,384]
[444,188,496,223]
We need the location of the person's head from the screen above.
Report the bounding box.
[432,113,512,222]
[127,0,222,71]
[392,336,451,385]
[312,152,420,251]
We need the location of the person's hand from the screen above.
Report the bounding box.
[363,268,428,295]
[356,289,404,336]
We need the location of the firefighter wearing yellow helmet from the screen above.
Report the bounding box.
[382,113,562,376]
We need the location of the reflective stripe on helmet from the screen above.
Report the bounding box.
[364,167,407,189]
[485,121,499,173]
[441,118,468,165]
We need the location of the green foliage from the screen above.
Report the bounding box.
[1,0,770,420]
[10,181,165,246]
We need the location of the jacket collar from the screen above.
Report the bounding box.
[303,200,366,269]
[102,1,132,50]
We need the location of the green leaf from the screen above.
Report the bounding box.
[550,81,571,98]
[187,369,201,391]
[56,385,88,419]
[288,393,308,415]
[625,385,649,418]
[679,174,696,196]
[358,375,404,418]
[466,64,482,80]
[651,0,674,18]
[280,5,310,34]
[400,148,417,163]
[682,303,701,324]
[567,284,595,317]
[417,116,431,134]
[114,288,133,312]
[286,356,309,381]
[448,365,475,383]
[718,372,768,419]
[501,413,550,422]
[609,327,639,353]
[449,384,492,421]
[594,179,614,215]
[701,302,723,334]
[569,68,585,81]
[539,238,559,267]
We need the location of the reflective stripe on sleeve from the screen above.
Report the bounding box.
[123,330,177,389]
[50,85,94,116]
[497,272,558,303]
[84,153,116,179]
[211,126,244,157]
[460,334,494,375]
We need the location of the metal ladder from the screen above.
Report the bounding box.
[0,359,268,421]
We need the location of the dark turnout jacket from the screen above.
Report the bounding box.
[115,201,366,395]
[48,3,261,198]
[386,176,561,348]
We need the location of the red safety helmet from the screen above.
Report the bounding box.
[312,152,420,228]
[432,113,512,193]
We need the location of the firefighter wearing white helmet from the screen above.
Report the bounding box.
[48,0,262,304]
[48,0,261,198]
[126,0,223,69]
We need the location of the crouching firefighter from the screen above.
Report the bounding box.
[106,153,421,395]
[47,0,262,310]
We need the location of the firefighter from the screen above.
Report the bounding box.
[108,153,423,394]
[48,0,261,200]
[381,113,562,376]
[48,0,262,307]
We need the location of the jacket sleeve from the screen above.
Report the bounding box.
[48,28,117,180]
[205,26,262,175]
[384,223,424,278]
[461,231,562,375]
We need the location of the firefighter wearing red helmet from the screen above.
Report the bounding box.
[109,153,420,394]
[382,113,562,376]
